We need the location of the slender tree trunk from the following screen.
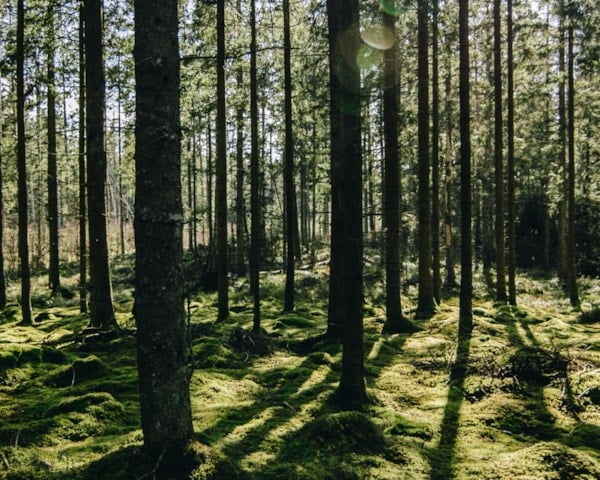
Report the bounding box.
[431,0,441,304]
[566,23,579,307]
[443,58,457,288]
[16,0,32,325]
[327,0,366,409]
[216,0,229,321]
[0,76,6,309]
[133,0,194,461]
[459,0,473,335]
[117,75,125,257]
[206,121,214,248]
[78,2,87,313]
[84,0,116,329]
[382,4,412,334]
[494,0,506,301]
[235,0,246,276]
[250,0,261,330]
[557,10,568,281]
[416,0,435,318]
[506,0,516,305]
[283,0,297,312]
[47,2,60,296]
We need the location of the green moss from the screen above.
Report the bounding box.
[44,355,110,388]
[564,423,600,451]
[385,415,433,440]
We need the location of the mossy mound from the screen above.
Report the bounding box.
[492,400,558,440]
[505,346,568,386]
[44,355,110,388]
[295,411,386,455]
[478,442,600,479]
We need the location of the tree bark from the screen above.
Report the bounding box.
[133,0,194,459]
[16,0,32,325]
[0,75,6,309]
[84,0,116,329]
[431,0,441,304]
[494,0,507,301]
[283,0,297,312]
[216,0,229,321]
[416,0,435,318]
[327,0,366,409]
[459,0,473,335]
[566,23,579,307]
[78,1,87,313]
[250,0,261,330]
[47,2,60,296]
[506,0,516,305]
[382,5,411,334]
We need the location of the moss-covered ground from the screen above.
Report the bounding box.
[0,257,599,479]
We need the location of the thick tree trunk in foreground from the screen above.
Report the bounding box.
[327,0,367,409]
[78,2,87,313]
[84,0,116,329]
[133,0,194,458]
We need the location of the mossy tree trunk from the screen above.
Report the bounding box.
[84,0,116,329]
[133,0,194,458]
[0,74,6,309]
[327,0,367,409]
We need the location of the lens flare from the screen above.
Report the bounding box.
[356,44,382,70]
[361,24,395,50]
[379,0,408,17]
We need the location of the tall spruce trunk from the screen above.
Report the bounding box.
[506,0,516,305]
[16,0,32,325]
[47,2,60,296]
[0,76,6,309]
[133,0,194,459]
[78,2,87,313]
[216,0,229,321]
[431,0,441,304]
[566,23,579,307]
[444,62,457,288]
[382,4,412,334]
[84,0,116,329]
[250,0,261,330]
[493,0,506,301]
[459,0,473,335]
[283,0,297,312]
[327,0,366,409]
[416,0,435,318]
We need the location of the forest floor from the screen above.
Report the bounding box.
[0,255,600,479]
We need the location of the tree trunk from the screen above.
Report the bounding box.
[78,2,87,313]
[250,0,261,330]
[557,10,568,281]
[0,75,6,309]
[327,0,366,409]
[443,59,457,288]
[16,0,32,325]
[133,0,194,461]
[84,0,116,329]
[566,23,579,307]
[235,0,246,276]
[494,0,506,301]
[216,0,229,321]
[416,0,435,318]
[382,5,412,334]
[283,0,297,312]
[506,0,516,305]
[459,0,473,335]
[431,0,441,304]
[47,2,60,296]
